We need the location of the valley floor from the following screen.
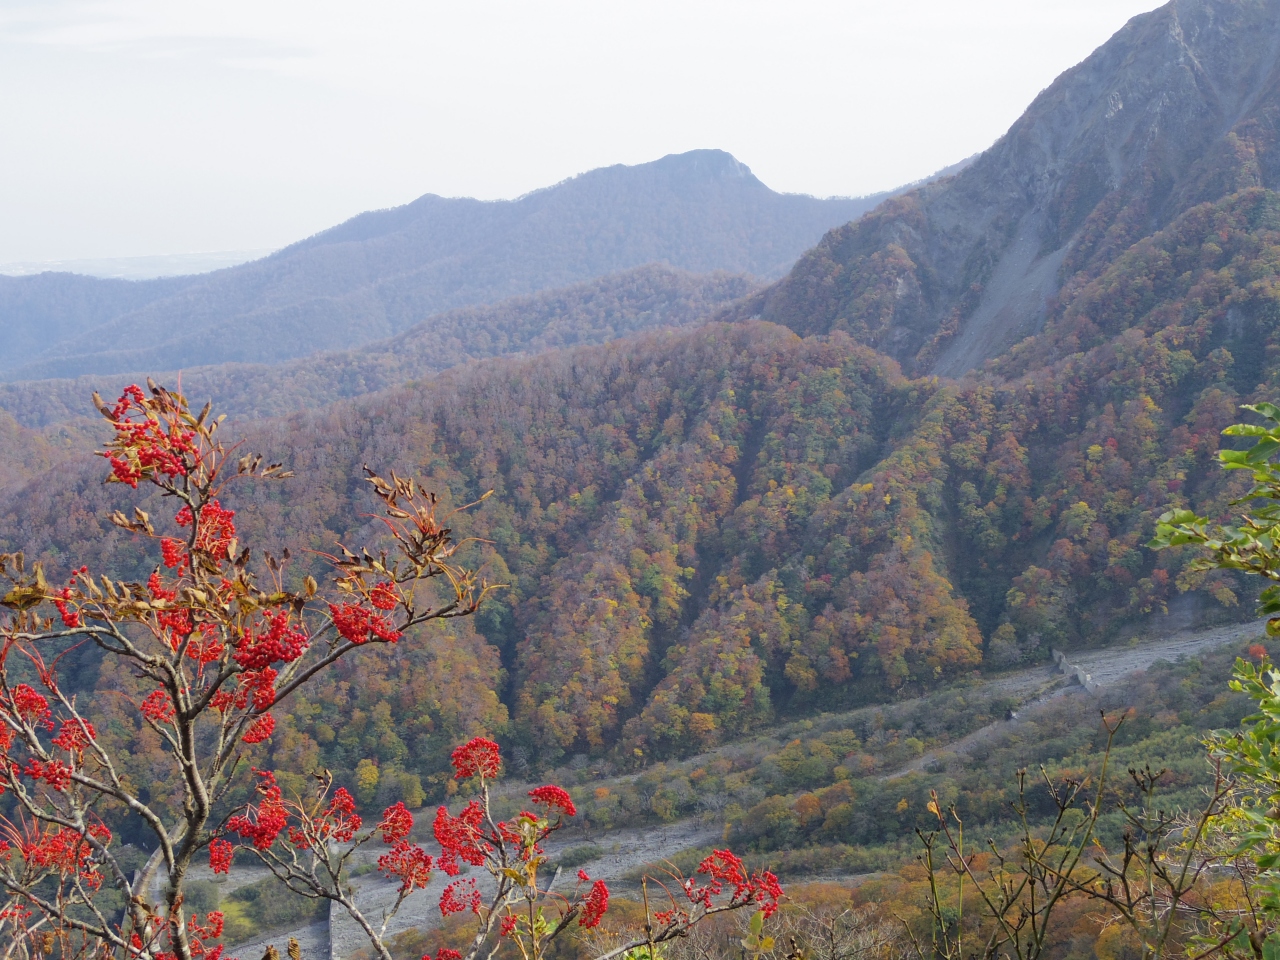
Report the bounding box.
[222,617,1267,960]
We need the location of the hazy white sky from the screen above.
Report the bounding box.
[0,0,1162,262]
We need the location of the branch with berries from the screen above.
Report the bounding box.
[0,383,779,960]
[0,383,493,960]
[220,736,783,960]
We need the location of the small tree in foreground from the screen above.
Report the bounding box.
[1153,400,1280,957]
[0,382,781,960]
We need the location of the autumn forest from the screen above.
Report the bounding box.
[7,2,1280,957]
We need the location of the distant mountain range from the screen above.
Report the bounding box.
[0,151,895,381]
[0,265,760,427]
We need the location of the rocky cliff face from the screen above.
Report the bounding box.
[731,0,1280,375]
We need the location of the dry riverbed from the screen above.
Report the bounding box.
[224,618,1268,958]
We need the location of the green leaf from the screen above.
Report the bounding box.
[0,585,44,611]
[1247,402,1280,423]
[1246,438,1280,464]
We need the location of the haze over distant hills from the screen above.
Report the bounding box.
[0,150,893,381]
[0,265,760,428]
[0,250,274,281]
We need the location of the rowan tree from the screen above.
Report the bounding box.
[0,382,780,960]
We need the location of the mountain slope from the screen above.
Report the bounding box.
[8,0,1280,793]
[0,265,760,427]
[0,324,970,763]
[4,198,1278,779]
[3,238,1270,772]
[728,0,1280,375]
[2,151,886,380]
[0,273,188,368]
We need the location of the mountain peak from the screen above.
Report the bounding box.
[645,148,758,181]
[518,149,768,205]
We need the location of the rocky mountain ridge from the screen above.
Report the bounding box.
[728,0,1280,375]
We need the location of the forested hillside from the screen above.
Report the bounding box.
[0,272,1266,801]
[2,0,1280,828]
[0,272,189,369]
[20,4,1280,959]
[1,151,884,380]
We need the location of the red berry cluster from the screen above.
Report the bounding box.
[146,571,194,650]
[187,909,226,960]
[685,850,783,918]
[370,581,400,610]
[50,719,95,756]
[51,571,87,628]
[379,801,414,843]
[450,736,501,780]
[175,500,237,561]
[226,769,289,849]
[329,602,403,645]
[323,788,364,843]
[185,623,226,666]
[9,684,53,729]
[429,738,619,936]
[140,690,176,725]
[240,713,276,744]
[579,878,610,928]
[23,757,72,792]
[99,385,197,488]
[20,822,111,891]
[234,611,310,671]
[379,841,434,894]
[433,801,490,876]
[440,878,483,915]
[208,838,233,875]
[527,784,577,816]
[160,537,187,571]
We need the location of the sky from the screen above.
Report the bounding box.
[0,0,1162,264]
